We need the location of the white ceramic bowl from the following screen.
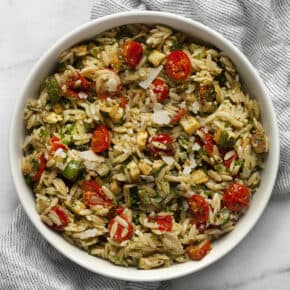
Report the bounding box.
[9,11,279,282]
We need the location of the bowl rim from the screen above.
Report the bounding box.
[9,10,280,282]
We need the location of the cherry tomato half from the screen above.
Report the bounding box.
[186,240,212,260]
[152,79,169,103]
[223,182,251,212]
[108,215,134,242]
[149,215,173,232]
[122,40,143,68]
[82,180,112,207]
[32,153,46,183]
[91,125,110,153]
[170,108,187,124]
[165,50,192,81]
[48,206,69,231]
[148,133,174,156]
[224,152,238,168]
[188,194,210,224]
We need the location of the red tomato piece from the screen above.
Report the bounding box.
[122,41,143,68]
[149,215,173,232]
[186,240,212,260]
[91,125,110,153]
[188,194,210,224]
[76,72,92,90]
[32,153,46,183]
[223,182,251,212]
[119,95,128,108]
[165,50,192,81]
[82,180,101,193]
[148,133,174,156]
[65,72,93,99]
[50,136,68,153]
[114,206,125,216]
[198,84,215,105]
[82,180,112,207]
[152,79,169,103]
[170,108,187,124]
[204,132,215,155]
[108,215,134,242]
[224,152,238,168]
[49,206,69,231]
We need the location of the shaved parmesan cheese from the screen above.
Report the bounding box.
[139,65,163,89]
[79,150,105,162]
[183,155,197,175]
[161,156,175,165]
[78,92,88,100]
[152,110,170,125]
[179,101,187,109]
[54,148,67,158]
[189,155,197,168]
[190,101,200,114]
[183,166,192,175]
[193,143,201,151]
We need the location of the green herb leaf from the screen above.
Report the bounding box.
[43,77,60,104]
[171,39,182,51]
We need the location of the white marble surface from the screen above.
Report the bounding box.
[0,1,289,289]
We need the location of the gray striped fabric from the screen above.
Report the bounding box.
[0,1,289,290]
[0,206,169,289]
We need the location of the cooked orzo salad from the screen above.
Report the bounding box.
[22,24,269,269]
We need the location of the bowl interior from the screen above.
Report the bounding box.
[9,11,279,282]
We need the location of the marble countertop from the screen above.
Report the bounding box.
[1,1,289,289]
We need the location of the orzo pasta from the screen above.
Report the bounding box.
[22,24,269,269]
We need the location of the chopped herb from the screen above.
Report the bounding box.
[204,190,213,197]
[117,25,132,39]
[129,186,140,208]
[183,84,189,91]
[42,77,60,104]
[133,214,140,225]
[216,59,225,69]
[218,130,235,150]
[24,175,33,186]
[74,58,84,70]
[194,53,202,60]
[134,35,146,43]
[221,216,230,226]
[32,159,39,170]
[187,146,193,154]
[198,147,206,155]
[215,71,227,86]
[171,39,182,51]
[171,187,179,196]
[215,164,224,172]
[235,160,242,166]
[55,62,67,72]
[40,129,50,138]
